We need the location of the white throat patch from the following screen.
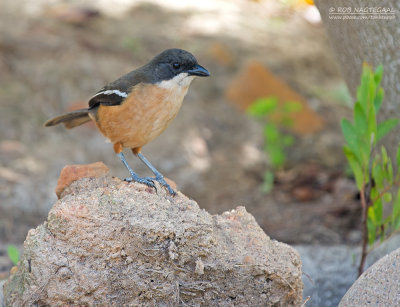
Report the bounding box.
[157,73,195,90]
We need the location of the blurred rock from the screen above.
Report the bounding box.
[46,5,100,26]
[0,167,24,183]
[339,247,400,307]
[55,162,109,198]
[225,60,324,135]
[3,175,303,306]
[0,140,25,156]
[0,280,4,307]
[208,42,234,67]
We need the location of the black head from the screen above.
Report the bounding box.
[144,48,210,84]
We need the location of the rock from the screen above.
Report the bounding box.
[55,162,109,198]
[208,42,234,67]
[339,247,400,307]
[225,60,324,135]
[45,5,100,26]
[3,175,302,306]
[0,280,4,307]
[297,235,400,307]
[296,244,359,307]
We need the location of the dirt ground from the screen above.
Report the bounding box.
[1,0,361,275]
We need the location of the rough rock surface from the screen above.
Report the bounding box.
[339,247,400,307]
[55,162,109,198]
[3,175,303,306]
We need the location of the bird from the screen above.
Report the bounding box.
[44,48,210,195]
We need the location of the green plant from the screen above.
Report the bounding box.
[341,63,400,276]
[7,244,20,266]
[247,97,302,193]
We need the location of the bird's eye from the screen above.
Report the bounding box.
[172,62,180,69]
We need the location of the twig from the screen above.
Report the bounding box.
[370,179,400,204]
[301,296,311,307]
[358,143,374,277]
[359,185,369,276]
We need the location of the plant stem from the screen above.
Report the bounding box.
[370,179,400,204]
[359,185,369,276]
[359,146,374,276]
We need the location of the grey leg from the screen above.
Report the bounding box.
[117,152,156,189]
[136,152,176,195]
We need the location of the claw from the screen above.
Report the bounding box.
[124,176,156,190]
[151,175,176,196]
[117,151,176,196]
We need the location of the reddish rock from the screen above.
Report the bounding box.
[225,60,324,135]
[45,5,100,26]
[55,162,109,198]
[292,186,316,202]
[208,43,234,67]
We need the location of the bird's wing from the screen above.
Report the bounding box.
[88,69,145,109]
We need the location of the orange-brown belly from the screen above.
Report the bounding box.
[93,83,188,149]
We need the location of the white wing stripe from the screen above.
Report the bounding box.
[92,89,128,98]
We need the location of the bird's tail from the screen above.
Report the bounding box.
[44,108,92,129]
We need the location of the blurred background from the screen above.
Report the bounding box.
[0,0,361,301]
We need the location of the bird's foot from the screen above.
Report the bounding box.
[149,175,176,196]
[124,174,156,191]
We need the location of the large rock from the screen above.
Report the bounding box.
[3,175,303,306]
[339,247,400,306]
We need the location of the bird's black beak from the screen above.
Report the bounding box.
[187,64,210,77]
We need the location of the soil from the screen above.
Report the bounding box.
[0,0,360,276]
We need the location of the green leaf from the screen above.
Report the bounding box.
[269,146,285,168]
[369,188,383,230]
[383,215,392,226]
[341,119,362,162]
[354,102,367,132]
[247,97,278,116]
[393,213,400,231]
[392,189,400,230]
[367,213,376,245]
[381,147,394,183]
[374,87,384,112]
[264,123,279,143]
[374,65,383,86]
[368,75,376,109]
[383,192,392,203]
[357,65,371,108]
[261,171,274,194]
[344,145,364,190]
[381,146,389,164]
[367,102,377,146]
[7,245,19,266]
[372,160,384,190]
[377,119,399,142]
